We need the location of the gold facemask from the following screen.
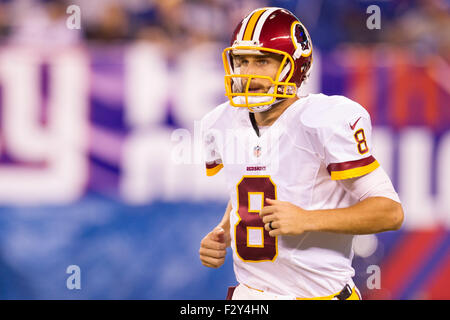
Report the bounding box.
[222,46,297,108]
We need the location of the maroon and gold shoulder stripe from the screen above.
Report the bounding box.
[327,156,379,180]
[206,162,223,176]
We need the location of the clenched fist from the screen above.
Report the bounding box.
[199,227,230,268]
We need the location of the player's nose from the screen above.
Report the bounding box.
[242,78,256,91]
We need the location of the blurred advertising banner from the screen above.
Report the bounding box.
[0,43,448,299]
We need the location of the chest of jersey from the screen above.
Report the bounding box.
[218,120,320,208]
[216,119,320,262]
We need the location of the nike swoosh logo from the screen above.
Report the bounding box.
[350,117,362,130]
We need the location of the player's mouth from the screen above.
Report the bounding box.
[247,86,266,93]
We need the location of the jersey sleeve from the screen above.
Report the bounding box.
[200,118,223,177]
[303,97,380,181]
[324,111,379,180]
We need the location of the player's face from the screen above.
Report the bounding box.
[233,54,283,93]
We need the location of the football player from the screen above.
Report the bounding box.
[198,7,404,300]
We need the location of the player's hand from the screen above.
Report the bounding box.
[259,198,312,237]
[199,227,230,268]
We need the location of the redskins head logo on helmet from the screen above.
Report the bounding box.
[222,7,313,112]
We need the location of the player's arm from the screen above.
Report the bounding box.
[314,166,404,234]
[199,200,232,268]
[309,195,403,235]
[313,166,404,234]
[215,200,232,233]
[259,99,403,236]
[260,167,404,236]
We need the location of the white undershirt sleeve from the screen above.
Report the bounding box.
[338,166,401,203]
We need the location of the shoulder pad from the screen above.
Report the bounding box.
[300,94,370,129]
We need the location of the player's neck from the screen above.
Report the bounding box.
[253,96,299,127]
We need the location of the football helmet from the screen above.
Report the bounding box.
[222,7,313,112]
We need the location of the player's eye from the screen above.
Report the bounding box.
[256,58,269,66]
[238,58,249,66]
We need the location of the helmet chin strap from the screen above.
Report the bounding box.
[248,97,285,113]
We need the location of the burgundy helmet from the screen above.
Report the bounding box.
[222,7,313,110]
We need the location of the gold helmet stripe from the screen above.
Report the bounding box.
[242,8,267,41]
[252,7,278,42]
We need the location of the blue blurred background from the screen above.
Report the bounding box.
[0,0,448,299]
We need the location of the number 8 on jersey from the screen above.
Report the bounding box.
[235,176,278,262]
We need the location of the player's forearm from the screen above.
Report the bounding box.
[216,200,232,244]
[307,197,404,235]
[217,200,231,228]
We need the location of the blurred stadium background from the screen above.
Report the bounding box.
[0,0,448,299]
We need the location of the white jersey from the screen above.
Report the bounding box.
[200,93,380,298]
